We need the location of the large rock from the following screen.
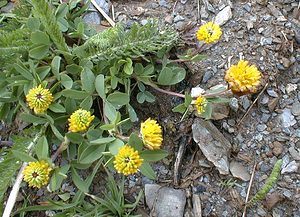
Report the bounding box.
[145,184,186,217]
[192,119,231,174]
[214,6,232,26]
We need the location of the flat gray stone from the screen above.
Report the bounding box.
[214,6,232,26]
[230,161,250,181]
[145,184,186,217]
[192,119,231,174]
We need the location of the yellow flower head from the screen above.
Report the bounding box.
[196,22,222,44]
[26,85,53,114]
[114,145,143,175]
[225,60,262,95]
[23,160,52,188]
[140,118,163,150]
[68,109,95,133]
[194,96,207,114]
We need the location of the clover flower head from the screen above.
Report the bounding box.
[140,118,163,150]
[23,160,52,188]
[225,60,262,95]
[196,22,222,44]
[26,85,53,114]
[114,145,143,175]
[194,96,207,114]
[68,109,95,133]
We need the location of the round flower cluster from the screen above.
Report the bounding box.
[196,22,222,44]
[225,60,262,95]
[23,160,52,188]
[68,109,95,133]
[26,85,53,114]
[140,118,163,150]
[114,145,143,175]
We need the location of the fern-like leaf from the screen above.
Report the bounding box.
[249,159,283,205]
[30,0,71,61]
[73,21,178,62]
[0,136,32,214]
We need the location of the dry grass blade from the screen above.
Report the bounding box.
[91,0,115,27]
[242,162,257,217]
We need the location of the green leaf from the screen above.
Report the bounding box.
[78,144,106,164]
[184,94,193,107]
[66,64,83,74]
[61,89,88,99]
[140,150,168,162]
[128,133,143,152]
[14,62,33,80]
[207,97,230,103]
[172,103,186,114]
[20,113,48,124]
[201,103,212,120]
[137,92,145,104]
[144,91,155,103]
[123,58,133,75]
[12,151,37,163]
[95,74,106,99]
[66,132,84,144]
[104,101,117,121]
[80,96,93,110]
[31,31,50,45]
[35,136,49,160]
[107,92,129,108]
[49,166,68,192]
[71,167,89,193]
[143,64,154,75]
[100,124,115,131]
[127,104,138,122]
[158,66,186,85]
[108,139,124,155]
[51,56,61,78]
[134,63,144,75]
[60,74,73,89]
[81,68,95,93]
[140,162,156,180]
[90,137,115,145]
[27,17,40,31]
[29,44,50,59]
[50,124,64,141]
[49,103,66,113]
[37,66,51,80]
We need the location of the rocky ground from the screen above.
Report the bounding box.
[97,0,300,216]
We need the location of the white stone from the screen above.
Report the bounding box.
[214,6,232,26]
[191,87,205,98]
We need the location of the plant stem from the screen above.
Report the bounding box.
[2,125,48,217]
[51,136,70,162]
[149,83,185,98]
